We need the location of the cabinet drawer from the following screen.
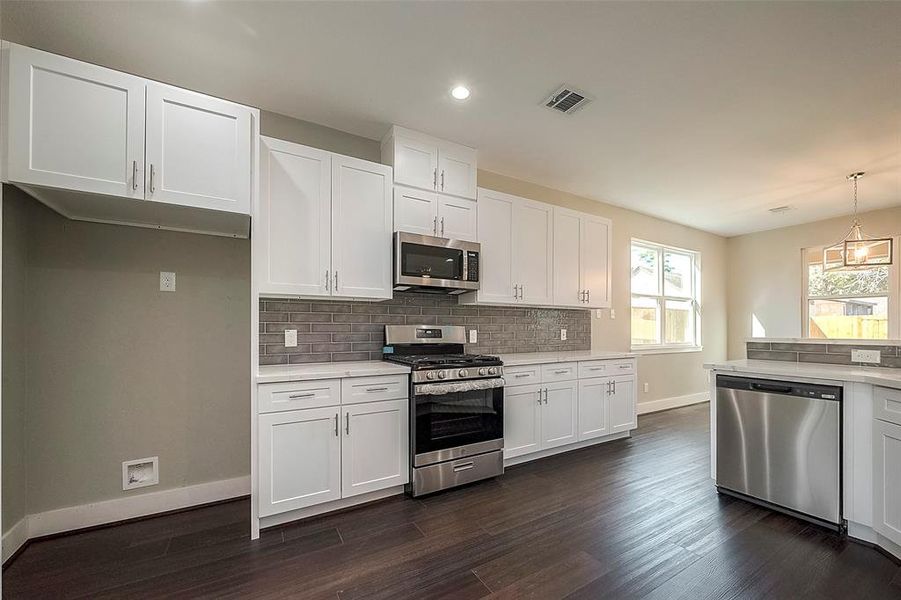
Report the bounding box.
[541,362,578,383]
[578,361,610,379]
[259,380,340,413]
[874,386,901,427]
[505,365,541,386]
[609,360,635,376]
[341,375,408,404]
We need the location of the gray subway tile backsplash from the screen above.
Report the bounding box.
[260,292,591,363]
[747,341,901,368]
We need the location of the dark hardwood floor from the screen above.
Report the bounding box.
[5,403,900,599]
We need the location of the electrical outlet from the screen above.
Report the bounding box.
[643,382,649,393]
[610,308,616,319]
[851,348,881,364]
[469,329,477,344]
[560,328,567,341]
[596,309,603,319]
[122,457,159,491]
[159,271,176,292]
[284,329,298,347]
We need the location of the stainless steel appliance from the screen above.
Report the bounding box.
[383,325,503,496]
[394,232,480,293]
[715,375,842,528]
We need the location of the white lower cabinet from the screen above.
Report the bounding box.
[258,407,341,517]
[542,381,579,449]
[257,380,409,519]
[341,399,409,498]
[873,418,901,548]
[505,360,636,461]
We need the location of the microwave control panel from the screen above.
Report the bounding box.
[466,251,480,281]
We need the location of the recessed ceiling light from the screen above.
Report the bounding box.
[451,85,471,100]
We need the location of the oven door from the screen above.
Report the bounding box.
[413,378,504,466]
[395,232,480,291]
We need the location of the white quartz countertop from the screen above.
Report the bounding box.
[257,361,410,384]
[499,350,636,367]
[704,359,901,390]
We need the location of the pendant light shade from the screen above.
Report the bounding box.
[823,172,892,271]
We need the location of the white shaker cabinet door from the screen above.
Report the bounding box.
[437,142,477,200]
[394,186,439,237]
[504,384,543,459]
[578,378,610,441]
[476,190,517,304]
[437,196,477,241]
[258,408,341,517]
[514,199,554,306]
[582,214,612,308]
[330,155,393,299]
[542,381,579,449]
[874,419,901,548]
[257,137,331,296]
[393,133,438,192]
[552,207,584,308]
[609,376,637,433]
[145,82,252,214]
[341,400,409,498]
[5,43,145,198]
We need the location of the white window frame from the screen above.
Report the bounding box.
[630,239,702,352]
[802,241,900,339]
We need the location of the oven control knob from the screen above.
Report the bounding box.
[426,371,436,380]
[478,368,488,376]
[458,369,468,378]
[437,370,447,379]
[488,367,498,375]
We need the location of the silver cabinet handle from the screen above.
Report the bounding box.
[554,369,569,374]
[345,412,350,435]
[433,168,438,189]
[514,373,530,378]
[453,461,474,472]
[587,289,590,303]
[441,170,445,190]
[334,271,338,292]
[433,216,438,235]
[289,392,316,399]
[334,413,339,437]
[612,380,616,394]
[440,217,445,237]
[537,390,542,405]
[543,389,549,404]
[365,387,388,392]
[149,164,155,193]
[588,367,604,371]
[132,160,138,191]
[606,381,612,394]
[325,270,330,292]
[619,364,630,369]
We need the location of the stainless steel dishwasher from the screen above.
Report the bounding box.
[715,374,841,528]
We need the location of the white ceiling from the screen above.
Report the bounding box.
[3,1,900,237]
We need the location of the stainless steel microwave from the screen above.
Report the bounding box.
[394,232,480,293]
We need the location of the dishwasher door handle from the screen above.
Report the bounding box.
[749,382,793,394]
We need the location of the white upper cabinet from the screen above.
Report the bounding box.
[553,207,612,308]
[514,199,554,305]
[145,83,252,214]
[382,125,477,201]
[437,141,478,200]
[437,196,477,240]
[4,43,145,198]
[474,189,516,304]
[394,186,440,237]
[330,154,393,299]
[257,137,392,300]
[257,138,331,297]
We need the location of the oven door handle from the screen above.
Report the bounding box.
[414,378,505,396]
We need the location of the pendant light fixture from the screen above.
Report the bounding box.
[823,172,892,271]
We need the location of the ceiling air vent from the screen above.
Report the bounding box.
[544,86,591,114]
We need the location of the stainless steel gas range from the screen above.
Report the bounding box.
[383,325,504,497]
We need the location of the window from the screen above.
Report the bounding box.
[803,245,897,339]
[631,240,701,350]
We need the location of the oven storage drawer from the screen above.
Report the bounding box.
[874,386,901,427]
[541,362,577,383]
[259,380,340,413]
[341,375,408,405]
[412,450,504,496]
[505,365,541,386]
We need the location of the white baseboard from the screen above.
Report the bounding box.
[2,517,29,564]
[2,475,250,563]
[638,392,709,415]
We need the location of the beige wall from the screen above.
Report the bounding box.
[260,111,380,162]
[726,206,901,359]
[2,186,29,531]
[478,171,728,404]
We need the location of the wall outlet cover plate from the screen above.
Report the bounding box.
[284,329,298,347]
[160,271,176,292]
[851,348,881,364]
[122,456,159,491]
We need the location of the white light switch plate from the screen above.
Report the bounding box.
[851,348,881,363]
[610,308,616,319]
[469,329,477,344]
[560,328,567,341]
[284,329,298,347]
[160,271,176,292]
